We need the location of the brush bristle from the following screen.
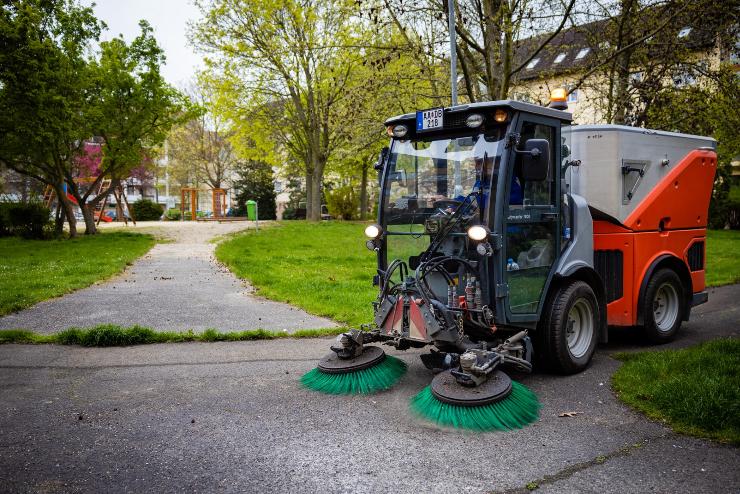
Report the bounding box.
[410,380,540,431]
[301,354,407,395]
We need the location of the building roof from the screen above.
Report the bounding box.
[514,10,721,81]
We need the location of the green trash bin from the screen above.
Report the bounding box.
[246,200,258,220]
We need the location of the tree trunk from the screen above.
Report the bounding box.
[54,203,63,236]
[481,0,503,99]
[54,184,77,238]
[305,170,313,220]
[612,0,635,124]
[309,171,322,222]
[81,203,97,235]
[359,164,369,221]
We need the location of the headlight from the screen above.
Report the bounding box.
[466,113,484,128]
[467,225,489,241]
[392,125,408,138]
[364,224,381,239]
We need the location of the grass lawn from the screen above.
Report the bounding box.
[612,339,740,445]
[0,324,343,346]
[706,229,740,286]
[216,222,377,326]
[0,231,155,315]
[216,223,739,327]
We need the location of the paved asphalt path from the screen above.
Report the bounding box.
[0,222,336,333]
[0,284,738,493]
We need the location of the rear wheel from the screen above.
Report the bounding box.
[538,280,600,374]
[642,268,684,344]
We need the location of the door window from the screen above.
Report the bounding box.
[506,121,558,314]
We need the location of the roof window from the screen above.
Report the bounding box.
[575,48,590,59]
[553,53,566,64]
[526,58,541,70]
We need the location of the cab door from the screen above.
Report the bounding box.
[503,116,560,322]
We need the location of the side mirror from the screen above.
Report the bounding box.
[521,139,550,181]
[374,147,389,171]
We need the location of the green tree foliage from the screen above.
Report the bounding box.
[326,185,359,220]
[0,2,187,236]
[0,0,102,237]
[365,0,577,103]
[193,0,432,222]
[193,0,364,221]
[72,21,190,234]
[569,0,739,125]
[646,68,740,228]
[167,81,235,190]
[232,161,277,220]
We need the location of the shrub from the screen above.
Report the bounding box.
[0,203,10,237]
[282,207,297,220]
[729,201,740,229]
[163,208,181,221]
[326,185,359,220]
[0,202,51,239]
[131,199,164,221]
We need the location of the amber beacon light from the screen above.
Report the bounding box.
[549,88,568,110]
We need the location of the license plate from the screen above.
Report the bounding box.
[416,107,444,131]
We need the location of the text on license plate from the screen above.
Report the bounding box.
[416,108,443,131]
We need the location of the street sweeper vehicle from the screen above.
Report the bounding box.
[301,90,717,431]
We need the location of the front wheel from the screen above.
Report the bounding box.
[642,268,685,344]
[538,280,600,374]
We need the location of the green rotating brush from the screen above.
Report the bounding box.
[301,332,406,395]
[410,369,540,431]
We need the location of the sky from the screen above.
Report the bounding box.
[86,0,204,88]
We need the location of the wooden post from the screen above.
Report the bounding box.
[191,189,197,221]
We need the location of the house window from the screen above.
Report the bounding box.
[567,89,578,103]
[575,48,590,60]
[731,40,740,64]
[673,70,696,87]
[678,27,692,38]
[526,58,541,70]
[553,53,566,64]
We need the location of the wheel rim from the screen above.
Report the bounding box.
[653,282,679,332]
[566,298,594,359]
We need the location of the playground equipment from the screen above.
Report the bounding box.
[43,178,134,224]
[180,187,198,220]
[94,179,135,226]
[180,186,250,222]
[212,188,227,218]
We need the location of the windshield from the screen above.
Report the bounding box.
[383,133,503,224]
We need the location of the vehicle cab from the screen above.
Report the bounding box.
[372,101,573,337]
